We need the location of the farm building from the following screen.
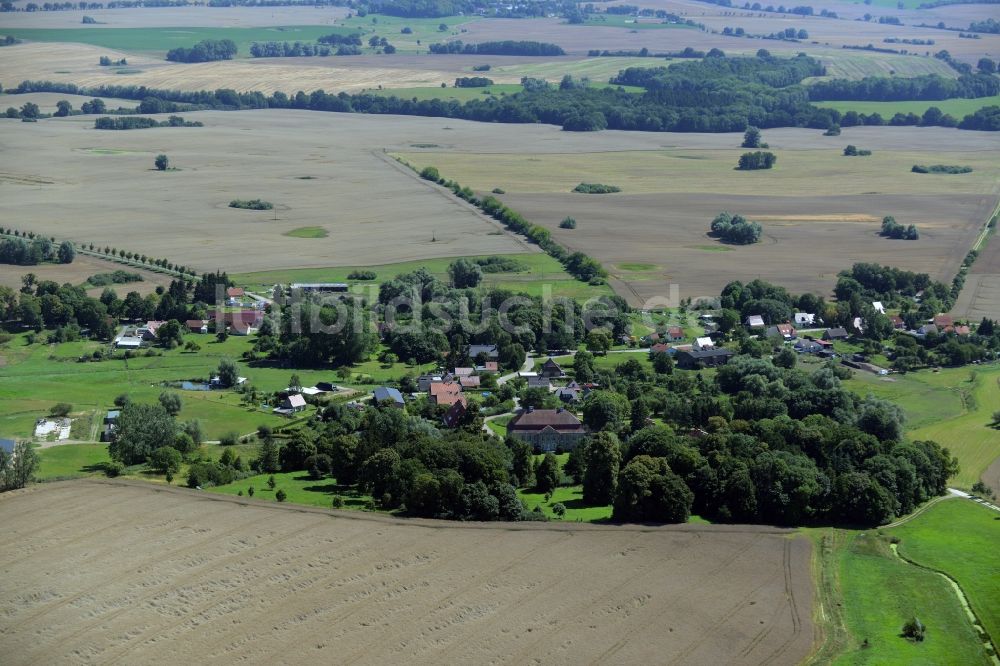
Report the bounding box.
[507,408,587,452]
[290,283,348,293]
[675,348,734,369]
[666,326,684,341]
[185,319,208,334]
[372,387,405,408]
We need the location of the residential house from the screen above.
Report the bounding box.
[745,315,765,329]
[468,344,499,360]
[824,327,849,341]
[429,381,463,406]
[794,312,816,326]
[459,376,481,389]
[872,301,886,314]
[953,325,971,336]
[766,323,797,341]
[890,315,905,330]
[794,339,823,354]
[666,326,684,341]
[917,324,939,337]
[138,320,164,341]
[527,375,551,390]
[227,287,245,299]
[228,310,264,336]
[275,393,307,416]
[539,358,565,379]
[933,314,953,328]
[453,367,474,377]
[694,336,715,350]
[372,387,405,408]
[185,319,208,334]
[442,400,467,428]
[506,407,587,452]
[675,348,734,369]
[555,386,581,403]
[476,361,499,374]
[650,343,671,355]
[417,374,444,392]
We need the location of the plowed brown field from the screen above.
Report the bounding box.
[0,480,815,665]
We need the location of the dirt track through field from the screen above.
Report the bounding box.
[0,480,815,665]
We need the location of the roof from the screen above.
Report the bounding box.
[746,315,765,327]
[185,319,207,328]
[668,326,684,337]
[443,400,467,427]
[373,386,404,405]
[825,327,849,338]
[872,301,885,314]
[429,382,461,397]
[227,287,245,297]
[794,312,815,323]
[435,393,467,407]
[106,410,120,419]
[650,343,671,354]
[679,348,733,359]
[508,408,583,432]
[477,361,499,372]
[695,336,714,348]
[453,367,474,376]
[459,376,481,388]
[934,314,954,327]
[290,283,348,290]
[286,394,306,408]
[542,358,562,369]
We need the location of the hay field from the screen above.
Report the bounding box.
[397,125,1000,304]
[0,111,535,274]
[0,480,814,665]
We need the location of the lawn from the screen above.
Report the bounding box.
[35,443,110,480]
[824,528,992,665]
[0,333,300,440]
[887,499,1000,647]
[845,365,1000,488]
[486,414,512,437]
[518,484,613,522]
[231,252,612,302]
[205,470,374,509]
[816,95,1000,120]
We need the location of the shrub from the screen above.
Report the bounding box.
[104,461,124,477]
[559,217,577,229]
[332,495,345,508]
[50,402,73,417]
[267,474,276,490]
[347,269,377,280]
[911,164,973,174]
[420,166,440,182]
[473,64,491,71]
[275,488,287,502]
[573,183,621,194]
[552,503,566,517]
[229,199,273,210]
[843,145,872,157]
[823,124,841,136]
[880,216,919,240]
[491,187,505,194]
[737,151,777,170]
[901,617,925,642]
[154,154,169,171]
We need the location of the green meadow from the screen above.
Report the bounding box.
[816,95,1000,120]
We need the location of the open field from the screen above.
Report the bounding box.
[0,111,534,277]
[816,95,1000,119]
[846,364,1000,489]
[0,92,138,114]
[888,498,1000,648]
[952,199,1000,321]
[0,479,815,665]
[0,5,350,29]
[397,125,1000,304]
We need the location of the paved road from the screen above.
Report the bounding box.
[497,354,536,385]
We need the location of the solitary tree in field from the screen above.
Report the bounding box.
[154,154,169,171]
[54,100,72,117]
[741,126,761,148]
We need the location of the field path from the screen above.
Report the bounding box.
[0,479,816,665]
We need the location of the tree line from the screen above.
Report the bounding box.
[808,73,1000,102]
[0,236,74,266]
[428,40,565,56]
[166,39,237,63]
[94,115,202,129]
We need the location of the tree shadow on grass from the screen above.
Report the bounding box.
[561,498,603,511]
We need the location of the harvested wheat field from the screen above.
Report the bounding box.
[0,253,173,297]
[397,125,1000,304]
[0,111,535,274]
[0,480,814,665]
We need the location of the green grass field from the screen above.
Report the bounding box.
[204,470,374,509]
[283,226,328,238]
[2,26,357,57]
[888,499,1000,647]
[232,252,613,302]
[846,365,1000,489]
[35,443,110,480]
[816,95,1000,119]
[828,528,991,665]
